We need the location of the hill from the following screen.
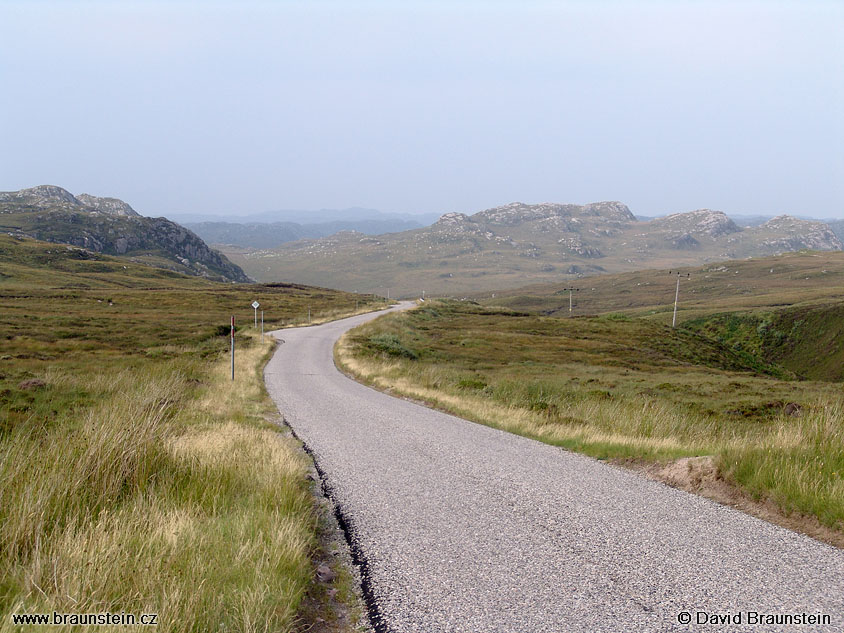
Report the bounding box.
[220,201,841,296]
[0,185,250,283]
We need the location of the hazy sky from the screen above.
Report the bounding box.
[1,1,842,219]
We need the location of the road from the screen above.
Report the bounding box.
[264,304,844,633]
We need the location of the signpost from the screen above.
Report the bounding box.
[252,300,260,328]
[230,316,235,381]
[261,310,264,344]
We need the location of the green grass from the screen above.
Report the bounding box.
[0,235,381,632]
[684,303,844,381]
[338,300,844,532]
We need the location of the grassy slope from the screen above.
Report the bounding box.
[683,304,844,381]
[0,235,380,632]
[480,250,844,318]
[481,250,844,381]
[338,299,844,533]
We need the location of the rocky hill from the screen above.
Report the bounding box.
[221,201,841,296]
[0,185,250,283]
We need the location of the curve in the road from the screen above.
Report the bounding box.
[264,304,844,633]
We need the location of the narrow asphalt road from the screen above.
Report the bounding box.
[265,304,844,633]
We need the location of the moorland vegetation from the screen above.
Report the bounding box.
[0,235,379,632]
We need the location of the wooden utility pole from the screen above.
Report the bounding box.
[670,271,690,328]
[562,287,579,315]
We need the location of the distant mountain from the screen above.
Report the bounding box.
[0,185,250,283]
[722,214,777,227]
[219,200,842,297]
[185,218,430,249]
[186,221,306,249]
[165,207,440,226]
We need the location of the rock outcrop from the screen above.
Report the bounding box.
[755,215,843,252]
[648,209,740,239]
[76,193,139,217]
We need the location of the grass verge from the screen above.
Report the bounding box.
[1,333,316,632]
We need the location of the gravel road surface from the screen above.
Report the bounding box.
[264,304,844,632]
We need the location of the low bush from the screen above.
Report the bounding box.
[366,333,419,359]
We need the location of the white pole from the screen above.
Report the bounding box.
[261,311,264,344]
[308,307,311,323]
[672,274,681,328]
[569,289,573,314]
[254,306,257,328]
[230,316,235,381]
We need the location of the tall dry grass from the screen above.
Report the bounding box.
[1,334,315,632]
[721,401,844,528]
[337,337,718,458]
[1,370,175,563]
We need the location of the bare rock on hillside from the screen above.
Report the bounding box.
[76,193,139,217]
[649,209,740,239]
[756,216,843,252]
